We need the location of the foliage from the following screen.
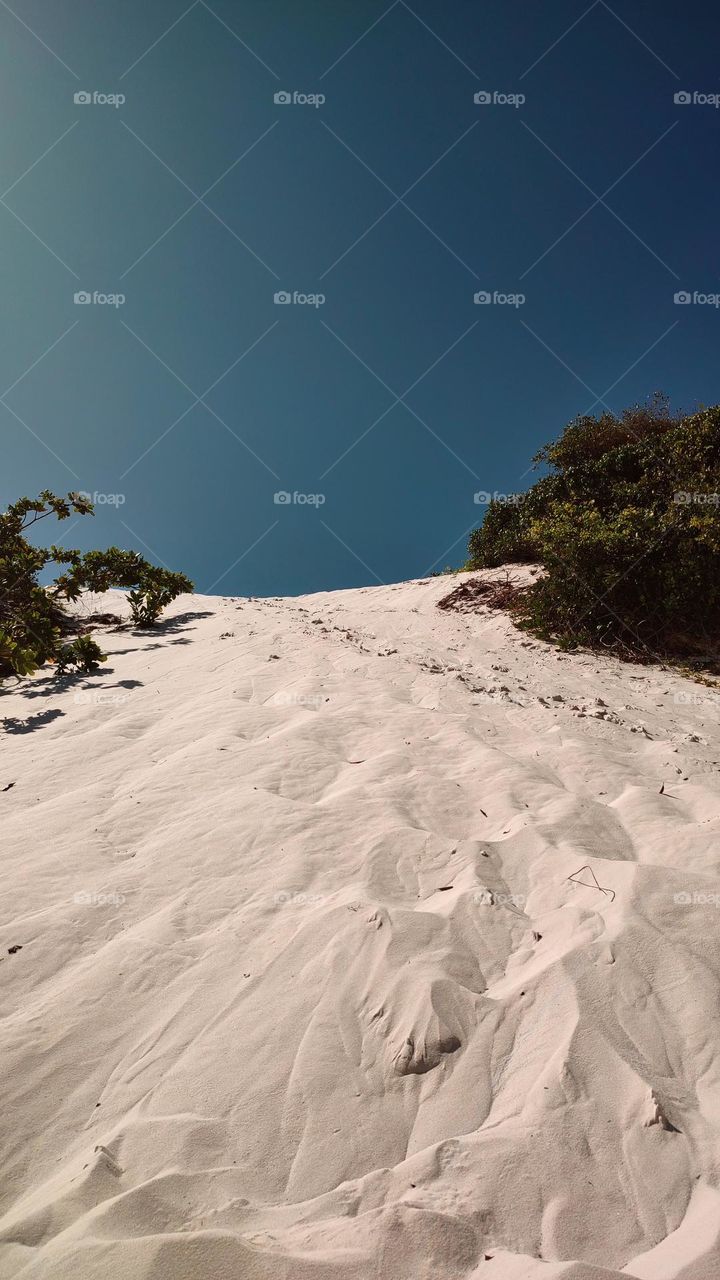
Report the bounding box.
[54,547,193,628]
[55,634,107,676]
[466,475,558,568]
[466,396,720,665]
[0,491,193,681]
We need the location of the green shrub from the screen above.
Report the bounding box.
[54,546,193,629]
[466,475,559,567]
[0,491,193,681]
[467,397,720,666]
[55,634,107,676]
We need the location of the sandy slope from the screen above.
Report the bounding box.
[1,571,720,1279]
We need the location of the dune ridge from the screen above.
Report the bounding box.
[1,571,720,1278]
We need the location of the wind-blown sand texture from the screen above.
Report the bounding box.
[2,571,720,1278]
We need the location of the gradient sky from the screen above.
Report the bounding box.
[2,0,719,595]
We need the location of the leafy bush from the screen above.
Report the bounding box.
[54,546,193,628]
[0,491,193,681]
[466,397,720,666]
[55,634,107,677]
[466,475,558,568]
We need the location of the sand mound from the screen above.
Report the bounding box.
[2,572,720,1278]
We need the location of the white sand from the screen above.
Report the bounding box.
[1,570,720,1279]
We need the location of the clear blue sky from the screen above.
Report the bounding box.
[2,0,718,595]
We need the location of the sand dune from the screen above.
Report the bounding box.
[1,571,720,1278]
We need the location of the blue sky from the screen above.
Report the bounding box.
[2,0,719,595]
